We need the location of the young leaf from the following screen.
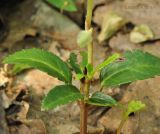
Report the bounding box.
[47,0,77,12]
[68,53,82,74]
[117,100,145,133]
[87,91,117,107]
[86,54,120,79]
[86,63,93,78]
[42,85,83,110]
[77,29,93,48]
[4,49,72,83]
[100,50,160,87]
[76,73,85,80]
[125,100,145,117]
[94,53,120,73]
[11,64,31,75]
[80,51,88,69]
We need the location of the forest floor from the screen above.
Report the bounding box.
[0,0,160,134]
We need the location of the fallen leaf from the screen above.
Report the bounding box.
[98,11,126,42]
[130,24,154,43]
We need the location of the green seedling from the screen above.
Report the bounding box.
[3,0,160,134]
[117,101,146,134]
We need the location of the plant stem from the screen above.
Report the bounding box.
[80,101,88,134]
[117,118,127,134]
[80,0,93,134]
[85,0,93,30]
[85,0,93,64]
[81,0,85,4]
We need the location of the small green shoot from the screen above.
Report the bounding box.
[117,100,145,134]
[125,100,146,117]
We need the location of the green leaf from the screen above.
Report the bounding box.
[47,0,77,12]
[42,85,83,110]
[87,91,117,107]
[4,49,72,83]
[125,100,145,117]
[86,54,120,79]
[68,53,82,74]
[95,53,120,72]
[76,73,85,80]
[77,29,93,48]
[11,64,31,75]
[86,63,93,78]
[80,51,88,69]
[101,50,160,87]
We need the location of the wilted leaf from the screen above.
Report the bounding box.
[87,91,117,107]
[47,0,77,12]
[130,24,154,43]
[101,50,160,87]
[42,85,83,110]
[4,49,72,83]
[77,29,93,48]
[98,12,126,42]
